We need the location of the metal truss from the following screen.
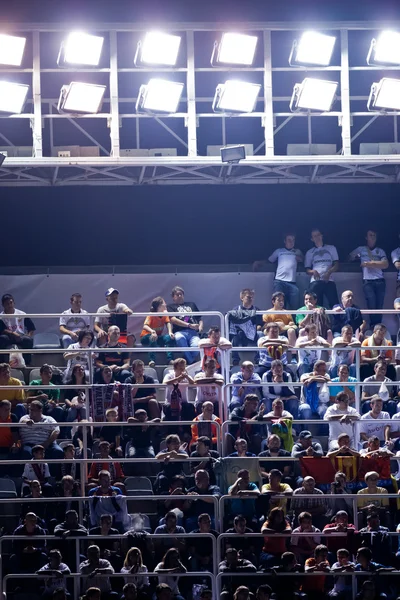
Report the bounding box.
[0,20,400,186]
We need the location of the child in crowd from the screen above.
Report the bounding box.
[22,444,52,497]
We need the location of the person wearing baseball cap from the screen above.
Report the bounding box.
[94,288,134,347]
[291,431,324,459]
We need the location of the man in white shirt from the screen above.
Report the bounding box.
[360,395,391,446]
[194,357,224,415]
[198,326,232,373]
[94,288,134,347]
[304,228,339,308]
[324,391,360,450]
[330,325,360,378]
[391,234,400,298]
[19,400,63,475]
[254,233,303,310]
[349,230,388,328]
[295,323,330,376]
[59,293,91,348]
[0,293,35,364]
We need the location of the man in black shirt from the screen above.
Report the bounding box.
[189,513,219,571]
[95,325,131,382]
[123,409,156,458]
[125,359,160,419]
[190,435,219,484]
[258,433,293,483]
[167,286,203,365]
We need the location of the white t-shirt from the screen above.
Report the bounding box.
[349,246,387,279]
[391,247,400,281]
[268,247,303,282]
[261,372,295,399]
[65,342,92,376]
[22,461,51,481]
[95,303,130,327]
[163,371,190,402]
[304,244,339,282]
[330,337,358,369]
[0,308,28,335]
[360,411,391,441]
[391,412,400,433]
[59,308,90,332]
[323,404,360,443]
[296,335,326,366]
[194,371,224,407]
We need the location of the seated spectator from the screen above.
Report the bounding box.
[258,434,293,483]
[230,361,261,412]
[360,396,392,446]
[198,326,232,371]
[361,362,397,416]
[154,511,186,555]
[261,359,298,417]
[357,472,389,527]
[19,400,63,474]
[296,291,332,341]
[124,409,157,459]
[331,289,367,338]
[154,548,187,600]
[298,359,331,421]
[186,469,221,531]
[291,476,327,530]
[296,324,330,377]
[37,549,71,598]
[228,468,260,524]
[94,287,134,347]
[291,430,324,458]
[140,296,175,366]
[302,544,331,600]
[59,292,90,348]
[88,441,125,489]
[52,475,80,525]
[323,510,356,557]
[355,545,395,574]
[84,590,102,600]
[357,512,393,566]
[63,329,94,382]
[329,364,357,404]
[256,585,272,600]
[154,434,188,494]
[189,436,219,484]
[88,469,123,496]
[324,391,360,450]
[167,286,203,365]
[330,325,360,378]
[89,513,120,537]
[28,364,64,421]
[20,479,48,527]
[64,364,88,422]
[125,359,160,420]
[162,475,190,523]
[219,547,257,575]
[290,511,321,564]
[189,513,219,572]
[327,432,361,459]
[329,548,355,598]
[260,507,292,568]
[162,358,196,422]
[0,293,35,363]
[360,435,393,458]
[11,513,47,575]
[269,551,304,600]
[261,468,293,515]
[73,420,94,454]
[263,398,294,444]
[121,583,138,600]
[95,325,131,383]
[228,288,262,366]
[229,394,264,455]
[99,408,123,456]
[0,362,26,420]
[228,437,256,458]
[190,401,221,449]
[54,509,88,538]
[79,544,116,599]
[154,584,173,600]
[194,357,224,416]
[22,444,53,496]
[0,398,20,466]
[328,473,355,521]
[263,292,298,347]
[225,515,257,567]
[361,324,396,381]
[257,322,290,378]
[120,547,150,590]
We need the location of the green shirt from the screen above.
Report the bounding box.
[295,305,323,326]
[29,379,60,405]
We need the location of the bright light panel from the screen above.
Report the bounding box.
[373,31,400,65]
[0,34,26,66]
[0,81,29,113]
[217,33,258,65]
[371,78,400,110]
[140,32,181,66]
[63,32,104,66]
[296,78,338,111]
[141,79,184,112]
[62,82,106,113]
[294,31,336,66]
[216,80,261,112]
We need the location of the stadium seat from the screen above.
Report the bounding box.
[144,366,159,382]
[125,476,153,496]
[10,368,25,383]
[163,366,173,380]
[33,333,61,349]
[0,478,17,497]
[29,368,41,382]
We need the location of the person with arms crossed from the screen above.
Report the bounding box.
[94,288,134,347]
[304,228,339,308]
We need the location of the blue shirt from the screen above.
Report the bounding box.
[329,376,357,397]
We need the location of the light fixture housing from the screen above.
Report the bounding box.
[289,31,336,66]
[0,34,26,66]
[221,145,246,164]
[134,32,181,67]
[212,80,261,113]
[0,153,5,167]
[290,78,338,112]
[57,82,106,114]
[0,81,29,113]
[367,31,400,65]
[368,78,400,111]
[136,78,184,113]
[57,32,104,67]
[211,32,258,66]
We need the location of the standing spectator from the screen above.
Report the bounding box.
[95,325,131,383]
[19,400,63,467]
[126,359,159,420]
[0,362,26,420]
[167,286,203,365]
[323,392,360,450]
[254,233,303,310]
[94,288,134,347]
[361,363,397,415]
[291,477,327,530]
[63,329,95,382]
[360,396,392,445]
[331,290,367,338]
[295,291,332,341]
[79,545,116,598]
[290,511,321,564]
[140,296,175,367]
[257,323,290,378]
[0,293,35,363]
[391,234,400,298]
[261,359,298,416]
[28,364,64,421]
[154,548,187,600]
[360,324,395,381]
[349,230,389,329]
[296,324,330,377]
[230,361,261,411]
[330,325,360,378]
[260,507,292,568]
[304,229,339,308]
[228,288,262,366]
[198,326,232,372]
[59,293,90,348]
[194,357,224,416]
[262,292,297,347]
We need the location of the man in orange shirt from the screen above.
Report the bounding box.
[303,544,331,598]
[262,292,297,347]
[360,324,395,381]
[140,296,175,367]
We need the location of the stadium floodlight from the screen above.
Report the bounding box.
[57,82,106,113]
[212,80,261,113]
[0,34,26,66]
[57,32,104,67]
[134,32,181,67]
[211,32,258,66]
[0,81,29,113]
[136,79,184,113]
[367,30,400,65]
[368,78,400,111]
[290,78,338,112]
[289,31,336,66]
[221,145,246,164]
